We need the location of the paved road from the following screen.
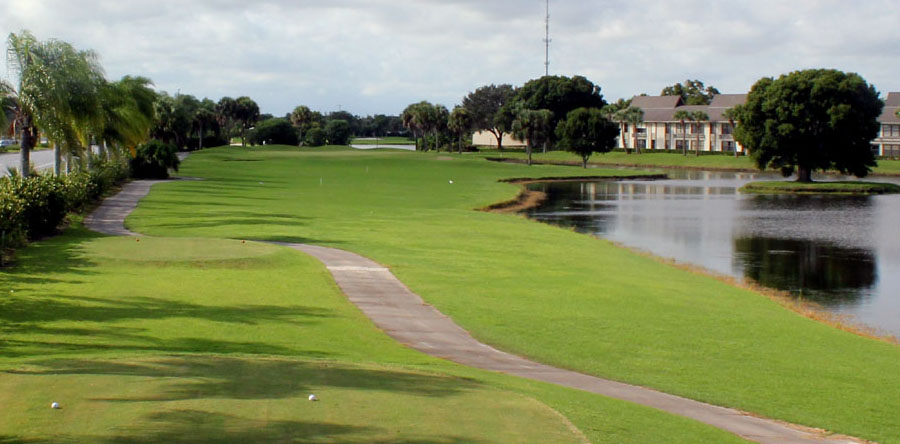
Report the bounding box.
[0,149,54,176]
[85,180,866,444]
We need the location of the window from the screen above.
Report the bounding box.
[884,144,900,157]
[637,139,647,149]
[722,141,735,152]
[721,123,733,135]
[884,125,900,138]
[675,140,686,150]
[636,128,647,134]
[691,124,701,134]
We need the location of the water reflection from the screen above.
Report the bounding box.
[733,236,877,303]
[526,171,900,336]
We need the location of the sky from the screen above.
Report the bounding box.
[2,0,899,117]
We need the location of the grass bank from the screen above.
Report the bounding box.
[0,187,744,441]
[741,180,900,194]
[118,145,900,443]
[476,148,900,176]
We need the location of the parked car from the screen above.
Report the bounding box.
[0,139,18,147]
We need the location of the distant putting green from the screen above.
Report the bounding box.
[116,145,900,443]
[350,136,415,145]
[740,180,900,194]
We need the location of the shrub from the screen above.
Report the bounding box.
[0,183,27,249]
[249,118,299,146]
[325,119,352,145]
[305,127,326,146]
[1,175,68,239]
[130,140,180,179]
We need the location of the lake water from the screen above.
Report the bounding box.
[525,170,900,337]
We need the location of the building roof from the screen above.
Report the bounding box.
[881,93,900,124]
[631,94,746,123]
[709,94,747,109]
[631,95,682,109]
[885,92,900,107]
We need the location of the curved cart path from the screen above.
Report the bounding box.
[86,180,864,444]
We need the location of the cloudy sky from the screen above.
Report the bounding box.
[3,0,899,117]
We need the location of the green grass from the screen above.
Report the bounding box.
[476,148,900,176]
[0,214,747,441]
[115,145,900,443]
[741,180,900,194]
[350,136,415,145]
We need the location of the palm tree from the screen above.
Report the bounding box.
[2,31,92,177]
[290,105,313,146]
[99,76,157,159]
[447,106,472,154]
[721,107,739,158]
[511,107,553,165]
[621,106,645,154]
[672,110,692,156]
[690,111,710,157]
[402,102,429,151]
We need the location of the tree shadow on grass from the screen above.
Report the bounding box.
[11,356,481,401]
[1,229,103,286]
[0,293,333,326]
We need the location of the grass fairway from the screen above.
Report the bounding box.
[741,180,900,194]
[0,223,747,442]
[477,148,900,176]
[350,136,415,145]
[117,145,900,443]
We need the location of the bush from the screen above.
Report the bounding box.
[1,175,68,239]
[305,127,326,147]
[130,140,180,179]
[249,118,299,146]
[325,119,352,145]
[0,160,129,262]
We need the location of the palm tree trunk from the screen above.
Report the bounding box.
[54,144,62,176]
[526,139,533,166]
[199,122,204,151]
[19,122,34,178]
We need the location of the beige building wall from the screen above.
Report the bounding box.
[472,130,526,147]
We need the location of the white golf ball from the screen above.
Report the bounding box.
[50,402,60,409]
[308,394,318,401]
[449,180,454,184]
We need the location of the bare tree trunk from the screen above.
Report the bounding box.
[199,123,204,151]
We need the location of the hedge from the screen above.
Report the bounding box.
[0,160,129,261]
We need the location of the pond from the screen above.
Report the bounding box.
[525,170,900,337]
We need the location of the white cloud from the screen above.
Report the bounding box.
[2,0,898,116]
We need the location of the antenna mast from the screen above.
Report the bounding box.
[543,0,550,76]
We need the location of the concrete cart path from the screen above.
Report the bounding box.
[85,180,866,444]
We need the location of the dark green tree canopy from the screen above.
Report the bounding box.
[555,107,619,168]
[324,119,351,145]
[661,79,720,105]
[733,69,883,182]
[513,75,607,147]
[249,118,298,146]
[461,84,515,149]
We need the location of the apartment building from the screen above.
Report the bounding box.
[619,94,747,154]
[873,92,900,157]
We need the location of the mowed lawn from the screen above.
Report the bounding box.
[0,208,747,440]
[120,145,900,443]
[474,147,900,175]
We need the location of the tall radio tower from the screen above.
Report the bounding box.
[544,0,551,76]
